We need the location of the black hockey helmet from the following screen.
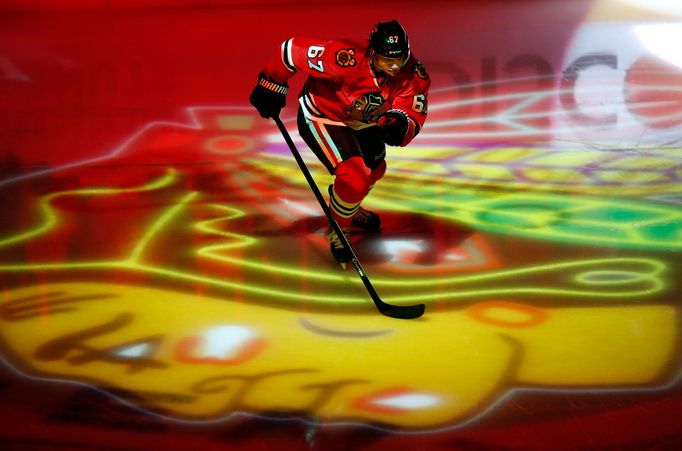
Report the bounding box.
[369,20,410,61]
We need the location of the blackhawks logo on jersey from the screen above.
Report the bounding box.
[346,92,388,122]
[335,48,356,67]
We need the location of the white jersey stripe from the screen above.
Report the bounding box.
[281,39,296,72]
[306,119,339,168]
[298,97,345,126]
[303,93,323,116]
[315,121,343,163]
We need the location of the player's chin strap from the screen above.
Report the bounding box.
[272,114,425,320]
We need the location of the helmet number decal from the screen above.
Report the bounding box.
[307,45,325,73]
[412,94,427,113]
[386,35,400,44]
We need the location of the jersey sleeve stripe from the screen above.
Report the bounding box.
[302,92,323,117]
[281,38,297,72]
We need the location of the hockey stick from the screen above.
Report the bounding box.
[273,115,425,320]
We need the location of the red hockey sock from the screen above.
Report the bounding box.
[329,156,373,227]
[369,160,387,189]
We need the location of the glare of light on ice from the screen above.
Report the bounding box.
[281,198,319,217]
[372,393,442,410]
[114,343,151,358]
[382,239,425,261]
[445,252,464,261]
[200,325,256,358]
[635,23,682,69]
[619,0,682,17]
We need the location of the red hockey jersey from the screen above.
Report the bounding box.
[263,37,430,146]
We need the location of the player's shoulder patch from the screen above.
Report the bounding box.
[335,48,357,68]
[413,60,429,80]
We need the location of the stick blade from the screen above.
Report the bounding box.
[379,303,425,320]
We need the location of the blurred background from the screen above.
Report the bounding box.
[1,0,681,449]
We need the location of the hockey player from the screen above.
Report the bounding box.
[249,20,430,265]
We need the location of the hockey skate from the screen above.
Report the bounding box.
[326,227,352,266]
[351,206,381,231]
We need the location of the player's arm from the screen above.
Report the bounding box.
[250,37,343,118]
[265,37,343,81]
[377,60,431,146]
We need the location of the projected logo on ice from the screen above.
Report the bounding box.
[0,15,681,432]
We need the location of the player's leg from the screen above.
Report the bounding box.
[349,125,387,231]
[297,110,374,263]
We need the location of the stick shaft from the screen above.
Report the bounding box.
[272,115,424,319]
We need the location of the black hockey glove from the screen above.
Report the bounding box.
[377,110,410,146]
[249,72,288,119]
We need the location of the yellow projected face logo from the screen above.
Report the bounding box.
[0,106,679,430]
[0,282,676,428]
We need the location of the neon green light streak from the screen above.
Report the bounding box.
[253,157,681,250]
[0,258,665,305]
[0,261,121,271]
[195,250,354,283]
[0,260,366,304]
[0,191,667,304]
[128,191,199,262]
[252,153,682,196]
[258,157,652,212]
[200,246,666,290]
[188,201,667,291]
[193,204,350,282]
[117,193,670,302]
[377,284,665,303]
[127,263,360,303]
[193,204,258,248]
[0,172,669,307]
[0,170,177,248]
[380,257,665,286]
[575,270,654,285]
[381,175,682,223]
[370,183,681,250]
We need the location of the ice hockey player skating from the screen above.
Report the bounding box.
[250,20,431,265]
